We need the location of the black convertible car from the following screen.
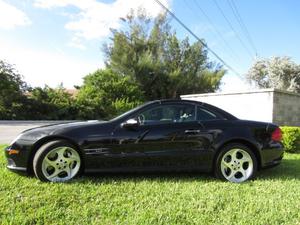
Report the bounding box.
[5,99,284,183]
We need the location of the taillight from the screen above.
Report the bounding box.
[271,127,282,142]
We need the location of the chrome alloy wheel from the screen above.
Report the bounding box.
[220,148,253,183]
[41,147,81,182]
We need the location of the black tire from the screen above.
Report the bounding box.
[214,143,258,183]
[33,140,82,182]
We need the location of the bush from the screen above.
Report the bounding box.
[76,69,144,120]
[280,126,300,153]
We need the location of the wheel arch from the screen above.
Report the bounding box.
[214,138,262,170]
[27,135,84,174]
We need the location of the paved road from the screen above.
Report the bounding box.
[0,121,73,144]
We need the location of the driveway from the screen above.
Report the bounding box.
[0,121,71,144]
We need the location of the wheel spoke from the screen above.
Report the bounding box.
[67,153,80,162]
[56,147,67,160]
[64,166,72,178]
[222,160,232,169]
[47,169,60,179]
[44,157,57,168]
[230,149,239,161]
[227,170,236,180]
[239,155,251,164]
[239,168,247,178]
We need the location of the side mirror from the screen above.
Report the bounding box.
[121,118,139,129]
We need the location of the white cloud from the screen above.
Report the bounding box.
[0,0,31,29]
[34,0,170,47]
[0,38,102,88]
[67,36,87,50]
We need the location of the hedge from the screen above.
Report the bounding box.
[280,126,300,153]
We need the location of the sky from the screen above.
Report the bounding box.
[0,0,300,92]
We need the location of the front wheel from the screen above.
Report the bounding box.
[33,140,82,182]
[215,143,257,183]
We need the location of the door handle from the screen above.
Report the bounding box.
[185,129,200,134]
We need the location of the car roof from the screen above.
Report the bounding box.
[147,99,204,105]
[161,99,204,105]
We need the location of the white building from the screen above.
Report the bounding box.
[181,88,300,126]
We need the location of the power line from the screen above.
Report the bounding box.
[227,0,258,56]
[188,0,241,65]
[212,0,255,59]
[153,0,243,79]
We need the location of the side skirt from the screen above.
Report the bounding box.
[85,166,212,173]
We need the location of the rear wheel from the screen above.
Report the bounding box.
[33,140,81,182]
[215,143,257,183]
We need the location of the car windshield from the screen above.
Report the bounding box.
[110,102,153,121]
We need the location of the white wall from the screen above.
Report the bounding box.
[181,90,274,122]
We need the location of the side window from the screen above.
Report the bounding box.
[197,106,220,121]
[137,104,196,125]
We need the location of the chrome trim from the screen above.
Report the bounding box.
[84,148,110,155]
[7,165,27,171]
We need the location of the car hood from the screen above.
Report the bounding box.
[18,120,109,141]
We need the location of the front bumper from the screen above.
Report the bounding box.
[4,140,33,174]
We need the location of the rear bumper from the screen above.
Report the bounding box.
[261,154,283,169]
[260,142,284,169]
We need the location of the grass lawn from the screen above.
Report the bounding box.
[1,144,300,225]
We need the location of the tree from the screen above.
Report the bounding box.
[104,10,225,100]
[1,60,80,120]
[246,56,300,93]
[76,69,144,119]
[0,60,27,119]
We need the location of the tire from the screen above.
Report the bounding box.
[33,140,82,182]
[214,143,257,183]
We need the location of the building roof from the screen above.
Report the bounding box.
[181,88,300,98]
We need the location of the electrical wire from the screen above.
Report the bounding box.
[186,0,241,65]
[227,0,258,56]
[153,0,243,79]
[212,0,255,59]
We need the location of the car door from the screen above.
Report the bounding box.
[109,103,211,170]
[190,105,229,170]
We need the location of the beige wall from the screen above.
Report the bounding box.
[273,91,300,126]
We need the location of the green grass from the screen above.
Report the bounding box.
[1,144,300,225]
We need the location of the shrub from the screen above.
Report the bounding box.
[76,69,144,120]
[280,126,300,153]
